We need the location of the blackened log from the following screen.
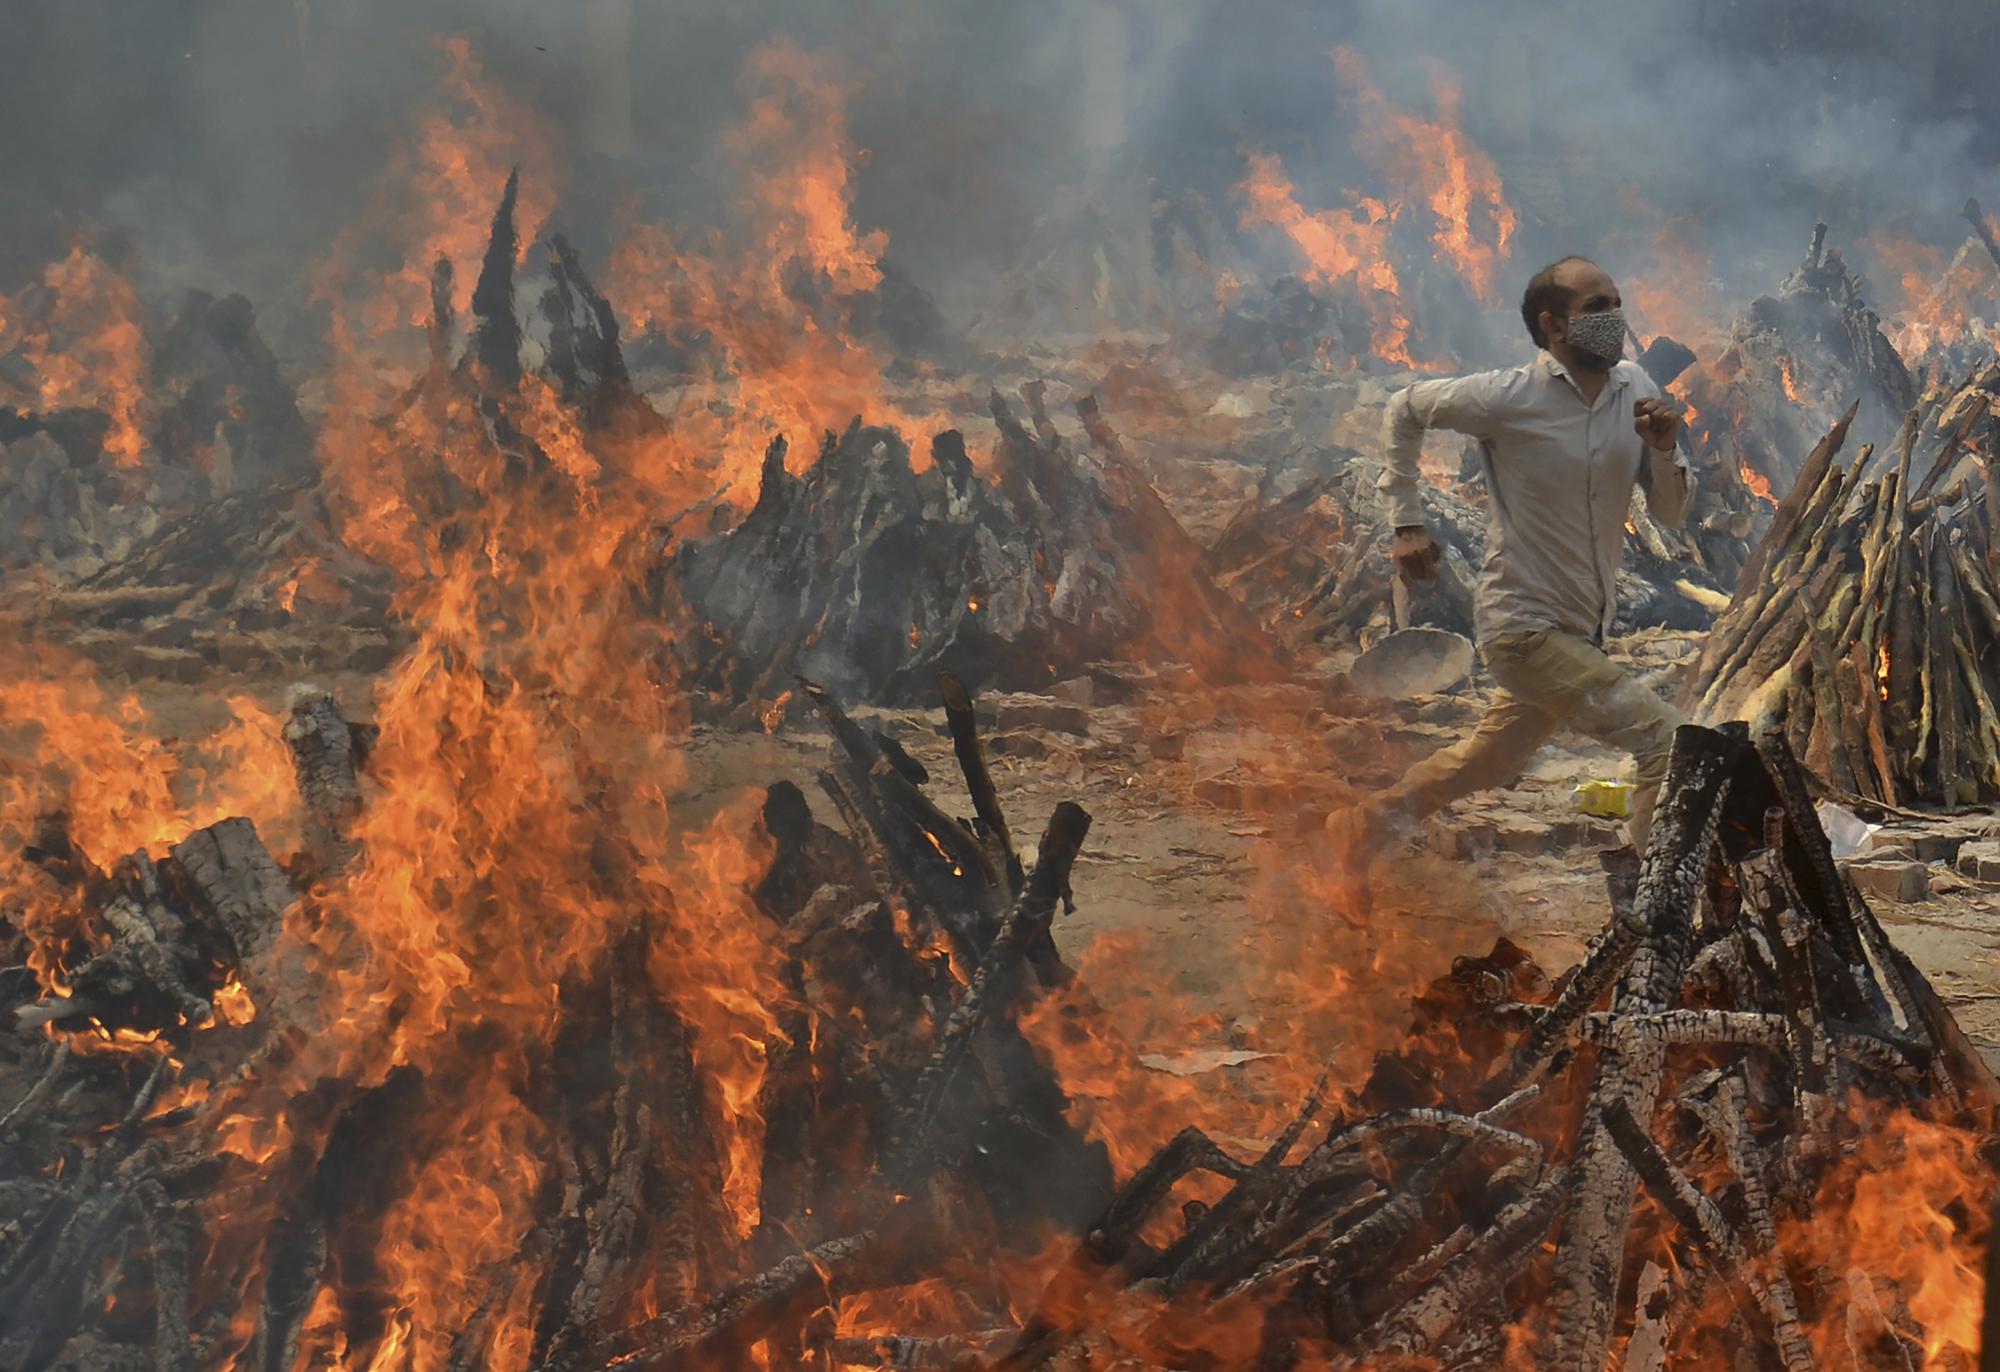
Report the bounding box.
[471,169,523,390]
[570,1232,880,1371]
[1751,729,1880,1003]
[539,233,631,412]
[1551,725,1744,1372]
[938,672,1021,895]
[283,686,363,865]
[168,817,293,978]
[994,1126,1257,1372]
[1357,1165,1571,1359]
[1602,1101,1816,1372]
[1143,1063,1335,1290]
[887,802,1091,1182]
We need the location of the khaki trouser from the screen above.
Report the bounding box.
[1384,628,1686,852]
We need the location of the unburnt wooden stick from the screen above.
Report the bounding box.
[1734,400,1858,603]
[1927,526,1966,798]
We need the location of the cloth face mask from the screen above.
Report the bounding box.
[1564,307,1627,364]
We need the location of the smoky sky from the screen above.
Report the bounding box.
[7,0,2000,361]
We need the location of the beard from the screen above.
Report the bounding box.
[1565,346,1615,373]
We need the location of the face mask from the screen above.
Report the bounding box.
[1563,307,1627,366]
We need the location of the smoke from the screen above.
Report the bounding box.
[7,0,2000,364]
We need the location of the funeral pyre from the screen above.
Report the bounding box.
[0,188,1993,1372]
[7,27,2000,1372]
[5,628,1997,1370]
[1685,361,2000,809]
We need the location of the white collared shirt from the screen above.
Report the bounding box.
[1378,351,1693,643]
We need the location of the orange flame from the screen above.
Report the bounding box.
[1739,459,1776,506]
[0,244,150,466]
[604,39,931,497]
[1235,149,1415,368]
[1332,46,1517,302]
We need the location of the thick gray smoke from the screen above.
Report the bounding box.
[7,0,1999,362]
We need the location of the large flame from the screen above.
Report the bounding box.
[1333,46,1517,303]
[1860,227,1997,364]
[605,38,931,495]
[0,243,151,467]
[1235,150,1416,368]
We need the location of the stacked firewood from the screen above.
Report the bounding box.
[951,723,1997,1369]
[3,699,1991,1368]
[1684,361,2000,807]
[0,673,1113,1371]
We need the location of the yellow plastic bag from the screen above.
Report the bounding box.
[1571,780,1634,819]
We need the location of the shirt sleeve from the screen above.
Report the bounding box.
[1630,374,1695,528]
[1377,372,1500,529]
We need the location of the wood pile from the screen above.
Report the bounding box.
[1679,224,1916,497]
[9,705,1985,1368]
[670,383,1285,708]
[0,673,1114,1371]
[1,290,313,583]
[1683,362,2000,808]
[942,724,1998,1369]
[26,481,403,680]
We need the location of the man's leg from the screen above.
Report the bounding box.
[1380,689,1561,826]
[1480,630,1686,851]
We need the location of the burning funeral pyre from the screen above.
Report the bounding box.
[10,20,2000,1372]
[0,180,1994,1369]
[4,650,1997,1368]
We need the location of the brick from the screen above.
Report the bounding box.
[1494,818,1556,855]
[1914,832,1971,864]
[1844,859,1931,904]
[1958,840,2000,882]
[1864,832,1921,860]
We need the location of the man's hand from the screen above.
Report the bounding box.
[1634,396,1683,450]
[1391,525,1441,584]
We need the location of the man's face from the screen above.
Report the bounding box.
[1542,262,1622,360]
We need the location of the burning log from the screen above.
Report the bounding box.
[1684,361,2000,806]
[2,675,1994,1370]
[956,725,1997,1369]
[0,669,1116,1370]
